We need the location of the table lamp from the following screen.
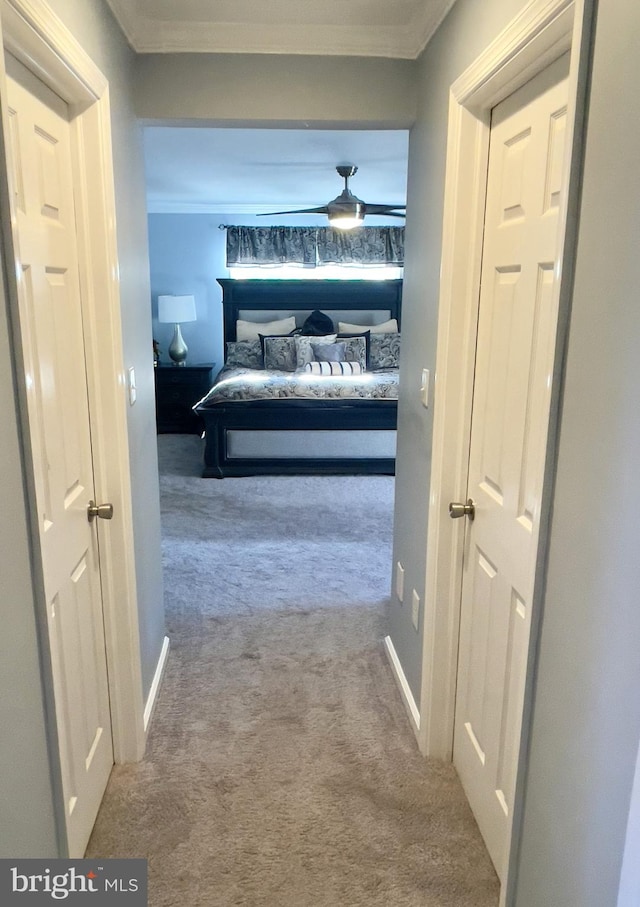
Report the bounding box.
[158,295,197,366]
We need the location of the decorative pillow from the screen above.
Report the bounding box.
[236,316,296,341]
[311,341,346,363]
[261,335,297,371]
[295,333,337,369]
[301,310,335,335]
[338,333,370,370]
[369,332,401,369]
[337,318,399,335]
[304,361,364,376]
[225,340,264,369]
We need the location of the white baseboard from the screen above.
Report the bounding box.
[143,635,170,734]
[384,635,420,737]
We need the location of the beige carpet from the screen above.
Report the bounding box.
[87,435,499,907]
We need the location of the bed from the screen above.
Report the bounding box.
[194,278,402,477]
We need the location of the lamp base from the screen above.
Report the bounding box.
[168,323,188,366]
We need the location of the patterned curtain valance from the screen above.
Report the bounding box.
[226,226,404,267]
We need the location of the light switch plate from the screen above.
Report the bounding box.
[421,368,430,408]
[395,562,405,603]
[412,589,420,630]
[128,367,137,406]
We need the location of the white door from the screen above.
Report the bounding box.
[453,54,569,880]
[5,54,113,857]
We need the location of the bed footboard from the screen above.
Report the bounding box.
[201,400,397,477]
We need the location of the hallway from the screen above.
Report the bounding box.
[87,435,498,906]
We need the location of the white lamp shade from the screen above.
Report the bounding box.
[158,295,197,324]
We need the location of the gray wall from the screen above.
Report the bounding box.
[390,0,532,701]
[512,0,640,903]
[135,53,416,128]
[46,0,165,699]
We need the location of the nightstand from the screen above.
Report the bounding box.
[154,364,214,434]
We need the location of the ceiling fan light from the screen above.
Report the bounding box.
[327,194,365,230]
[328,212,364,230]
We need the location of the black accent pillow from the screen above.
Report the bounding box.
[300,309,335,335]
[258,329,295,355]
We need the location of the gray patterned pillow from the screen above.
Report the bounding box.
[369,332,401,369]
[225,340,263,369]
[262,335,297,371]
[311,341,346,362]
[339,335,369,369]
[295,333,337,369]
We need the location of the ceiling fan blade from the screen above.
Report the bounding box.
[257,206,329,216]
[371,211,406,218]
[364,204,407,215]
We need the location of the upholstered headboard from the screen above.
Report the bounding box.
[217,279,402,345]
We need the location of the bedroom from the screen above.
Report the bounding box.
[147,126,409,477]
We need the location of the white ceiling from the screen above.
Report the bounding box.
[144,127,409,217]
[106,0,457,58]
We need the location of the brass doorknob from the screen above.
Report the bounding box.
[449,499,475,520]
[87,500,114,522]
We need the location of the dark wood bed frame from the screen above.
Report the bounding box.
[197,278,402,478]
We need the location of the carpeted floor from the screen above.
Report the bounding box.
[87,434,499,907]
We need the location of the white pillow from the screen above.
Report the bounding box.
[338,318,398,334]
[236,316,296,341]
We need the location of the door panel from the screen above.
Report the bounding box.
[453,54,570,880]
[6,54,113,857]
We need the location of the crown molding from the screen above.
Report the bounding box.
[103,0,141,50]
[105,0,457,59]
[123,21,416,59]
[410,0,459,59]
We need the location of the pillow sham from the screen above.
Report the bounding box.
[311,341,346,363]
[369,332,401,369]
[225,340,264,369]
[236,315,296,341]
[337,332,370,370]
[337,317,399,335]
[304,361,364,376]
[261,335,297,371]
[295,333,337,369]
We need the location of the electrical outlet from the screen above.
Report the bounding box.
[396,562,405,603]
[411,589,420,630]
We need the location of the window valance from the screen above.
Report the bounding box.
[226,226,404,267]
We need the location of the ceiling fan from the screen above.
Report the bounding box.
[258,164,406,230]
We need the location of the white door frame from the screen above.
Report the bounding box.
[0,0,145,765]
[419,0,588,758]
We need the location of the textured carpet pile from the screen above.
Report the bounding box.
[87,434,499,906]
